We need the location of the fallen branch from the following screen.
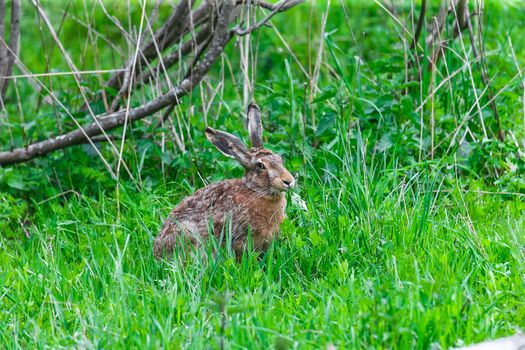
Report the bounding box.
[0,86,187,165]
[0,0,304,166]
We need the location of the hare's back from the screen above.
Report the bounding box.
[169,179,245,223]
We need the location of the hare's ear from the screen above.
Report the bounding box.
[205,127,251,168]
[246,102,263,148]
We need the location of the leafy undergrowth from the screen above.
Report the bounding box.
[2,145,525,348]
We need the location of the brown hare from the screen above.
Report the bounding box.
[154,103,295,260]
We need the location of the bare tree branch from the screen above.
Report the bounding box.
[235,0,300,11]
[0,82,189,165]
[137,23,212,87]
[108,0,301,94]
[410,0,426,50]
[0,0,304,166]
[105,0,208,91]
[428,0,471,71]
[456,0,467,29]
[232,0,302,36]
[0,1,7,91]
[108,0,194,111]
[425,1,450,47]
[0,0,19,99]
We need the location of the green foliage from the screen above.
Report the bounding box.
[2,142,525,348]
[2,0,525,349]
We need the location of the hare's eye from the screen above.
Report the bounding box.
[255,162,265,171]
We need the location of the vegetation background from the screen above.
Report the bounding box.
[1,0,525,348]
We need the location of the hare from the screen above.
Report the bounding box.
[154,103,295,260]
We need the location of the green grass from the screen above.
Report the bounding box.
[2,0,525,348]
[2,148,525,348]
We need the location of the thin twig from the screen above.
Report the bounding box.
[231,0,300,36]
[410,0,426,50]
[466,3,503,141]
[37,189,81,205]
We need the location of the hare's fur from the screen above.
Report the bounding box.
[154,103,294,260]
[154,178,286,258]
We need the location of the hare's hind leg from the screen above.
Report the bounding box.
[154,220,204,261]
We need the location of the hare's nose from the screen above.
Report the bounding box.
[283,179,294,188]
